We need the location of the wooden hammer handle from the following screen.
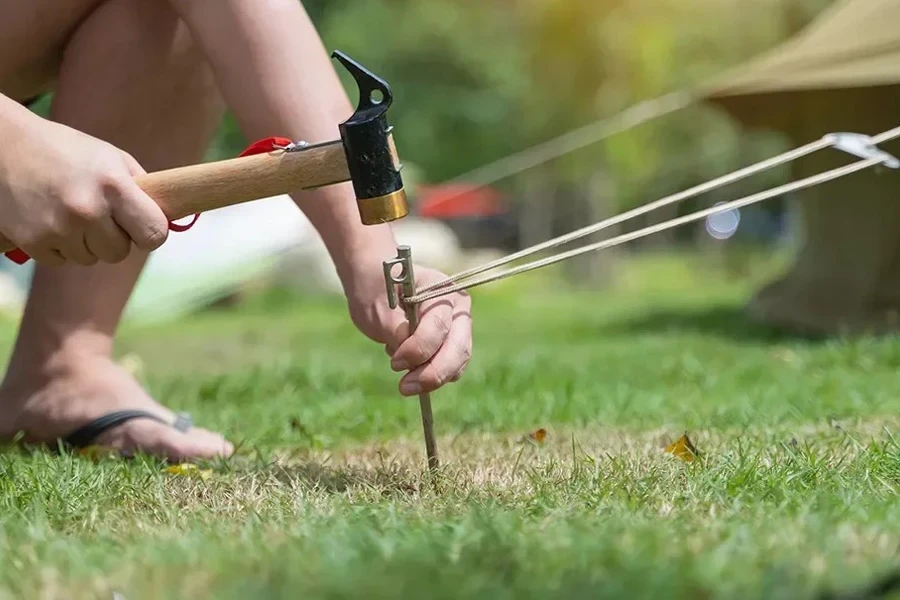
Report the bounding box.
[139,140,349,221]
[0,141,350,254]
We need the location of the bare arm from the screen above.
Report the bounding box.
[167,0,473,396]
[167,0,398,289]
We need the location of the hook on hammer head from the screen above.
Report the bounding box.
[332,51,409,225]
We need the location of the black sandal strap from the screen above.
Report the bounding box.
[63,410,188,448]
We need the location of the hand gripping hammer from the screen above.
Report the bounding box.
[0,51,439,471]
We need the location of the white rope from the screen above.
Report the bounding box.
[413,89,697,293]
[445,91,695,189]
[416,133,831,296]
[406,125,900,305]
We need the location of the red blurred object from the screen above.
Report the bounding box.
[416,184,508,219]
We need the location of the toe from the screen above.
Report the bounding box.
[158,427,234,462]
[185,426,235,458]
[98,419,234,462]
[165,433,232,462]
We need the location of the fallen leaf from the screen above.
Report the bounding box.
[529,428,548,445]
[665,433,700,462]
[530,428,548,443]
[165,463,213,479]
[76,445,118,460]
[519,428,549,446]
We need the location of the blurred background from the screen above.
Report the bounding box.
[6,0,900,336]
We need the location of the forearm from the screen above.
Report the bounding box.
[168,0,398,286]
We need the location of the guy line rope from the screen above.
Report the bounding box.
[404,125,900,306]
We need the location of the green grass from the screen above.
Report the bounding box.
[1,251,900,599]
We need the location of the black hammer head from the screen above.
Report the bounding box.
[332,51,409,225]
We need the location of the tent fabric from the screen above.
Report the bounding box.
[701,0,900,100]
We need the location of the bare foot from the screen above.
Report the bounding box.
[0,356,233,461]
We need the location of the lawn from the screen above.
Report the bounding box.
[0,251,899,599]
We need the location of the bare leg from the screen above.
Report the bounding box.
[0,0,232,460]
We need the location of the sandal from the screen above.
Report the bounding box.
[61,409,193,455]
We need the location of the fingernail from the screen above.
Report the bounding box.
[391,359,409,371]
[401,381,422,395]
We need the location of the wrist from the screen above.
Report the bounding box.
[330,222,399,298]
[0,93,43,138]
[0,94,36,162]
[0,99,39,198]
[289,184,400,297]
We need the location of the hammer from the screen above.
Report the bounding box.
[0,51,406,249]
[0,50,440,470]
[125,51,409,228]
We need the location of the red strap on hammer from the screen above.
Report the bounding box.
[4,136,293,265]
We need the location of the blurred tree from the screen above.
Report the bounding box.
[201,0,836,203]
[316,0,531,183]
[513,0,625,282]
[517,0,835,231]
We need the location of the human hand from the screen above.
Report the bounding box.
[347,264,473,396]
[0,108,169,265]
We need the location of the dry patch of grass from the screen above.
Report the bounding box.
[15,415,900,600]
[267,413,900,478]
[143,414,900,514]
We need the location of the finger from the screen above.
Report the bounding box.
[57,231,97,266]
[390,297,455,372]
[384,320,409,357]
[84,216,132,263]
[110,180,169,252]
[20,246,66,267]
[398,304,472,396]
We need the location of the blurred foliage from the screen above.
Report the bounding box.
[510,0,836,211]
[321,0,531,184]
[26,0,836,217]
[32,0,836,216]
[295,0,833,214]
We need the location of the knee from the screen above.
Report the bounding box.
[149,9,222,114]
[72,0,223,114]
[60,0,225,165]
